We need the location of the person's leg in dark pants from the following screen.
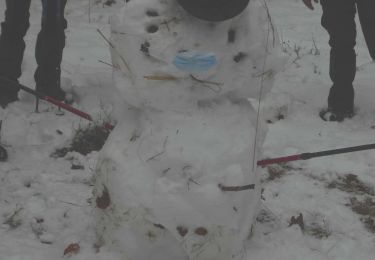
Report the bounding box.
[357,0,375,61]
[0,0,31,107]
[35,0,67,101]
[320,0,357,120]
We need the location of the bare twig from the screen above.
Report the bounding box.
[189,75,221,87]
[144,74,223,93]
[58,200,86,207]
[160,17,179,31]
[311,35,320,55]
[88,0,91,23]
[146,151,165,162]
[253,69,273,78]
[262,0,276,47]
[218,183,255,192]
[190,75,223,93]
[252,1,273,170]
[97,29,133,76]
[144,75,179,81]
[98,59,118,69]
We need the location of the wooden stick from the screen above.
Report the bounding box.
[218,183,255,192]
[144,75,179,81]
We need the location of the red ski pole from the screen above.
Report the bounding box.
[0,76,114,131]
[257,143,375,166]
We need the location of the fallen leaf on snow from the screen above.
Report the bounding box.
[63,243,80,257]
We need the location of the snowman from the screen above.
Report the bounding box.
[94,0,284,259]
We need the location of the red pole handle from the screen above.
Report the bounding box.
[44,96,93,121]
[44,96,115,131]
[257,154,302,167]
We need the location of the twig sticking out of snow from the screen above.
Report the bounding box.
[218,183,255,192]
[252,0,275,170]
[143,74,223,93]
[98,59,118,69]
[97,29,133,77]
[146,151,165,162]
[189,75,223,90]
[261,0,277,47]
[143,75,178,81]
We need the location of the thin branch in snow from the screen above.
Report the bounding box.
[88,0,91,23]
[252,5,272,170]
[218,183,255,192]
[146,151,165,162]
[98,59,118,69]
[97,29,133,77]
[190,75,223,93]
[58,200,86,207]
[144,75,179,81]
[262,0,276,47]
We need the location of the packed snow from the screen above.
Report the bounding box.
[0,0,374,260]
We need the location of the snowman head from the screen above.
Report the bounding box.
[176,0,250,22]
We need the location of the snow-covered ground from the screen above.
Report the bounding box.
[0,0,374,259]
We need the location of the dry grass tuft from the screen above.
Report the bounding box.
[327,174,375,196]
[51,123,111,157]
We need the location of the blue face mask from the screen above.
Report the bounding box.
[173,51,218,72]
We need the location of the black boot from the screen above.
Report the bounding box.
[0,91,18,108]
[0,77,19,108]
[0,144,8,161]
[319,107,355,122]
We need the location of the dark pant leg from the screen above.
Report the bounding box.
[0,0,31,85]
[357,0,375,60]
[321,0,357,112]
[34,0,67,100]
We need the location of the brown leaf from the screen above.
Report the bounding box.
[194,227,208,236]
[153,223,166,229]
[63,243,80,257]
[177,226,188,237]
[96,186,111,210]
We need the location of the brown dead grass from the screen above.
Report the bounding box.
[264,164,302,182]
[326,173,375,233]
[347,197,375,233]
[327,174,375,196]
[51,123,110,157]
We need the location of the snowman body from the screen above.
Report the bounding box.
[94,0,284,259]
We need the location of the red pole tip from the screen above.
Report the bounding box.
[257,154,302,167]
